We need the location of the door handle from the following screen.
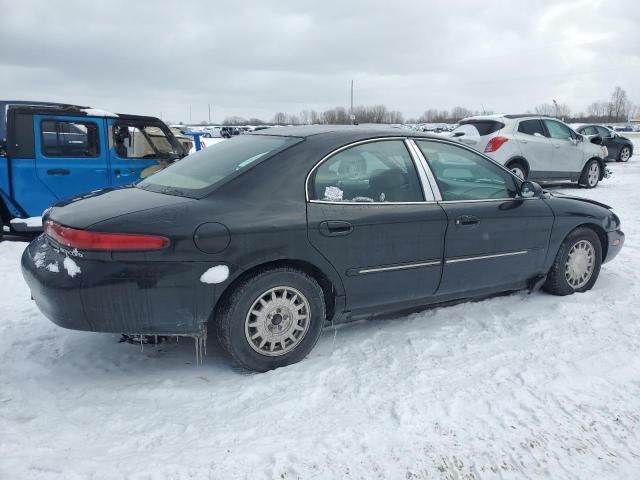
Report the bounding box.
[455,215,479,227]
[319,220,353,237]
[46,168,70,176]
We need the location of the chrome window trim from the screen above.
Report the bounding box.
[404,139,438,201]
[445,250,528,264]
[408,138,442,202]
[304,137,432,205]
[359,260,441,274]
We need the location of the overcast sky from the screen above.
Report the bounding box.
[1,0,638,123]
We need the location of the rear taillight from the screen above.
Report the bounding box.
[484,136,509,153]
[44,220,169,251]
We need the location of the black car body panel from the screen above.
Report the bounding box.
[21,126,625,336]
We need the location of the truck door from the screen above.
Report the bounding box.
[33,115,110,201]
[107,118,170,186]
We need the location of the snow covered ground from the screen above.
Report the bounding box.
[1,138,639,479]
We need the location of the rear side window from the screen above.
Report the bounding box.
[138,135,298,197]
[543,120,573,141]
[41,120,100,158]
[517,119,546,136]
[458,120,504,136]
[311,140,424,203]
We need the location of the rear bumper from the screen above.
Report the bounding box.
[604,229,624,264]
[21,235,220,335]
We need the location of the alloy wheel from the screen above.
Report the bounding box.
[620,147,631,162]
[565,239,595,289]
[587,162,600,187]
[244,286,311,356]
[511,166,525,179]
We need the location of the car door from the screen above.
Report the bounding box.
[514,119,554,178]
[33,115,110,201]
[306,138,448,315]
[107,119,168,186]
[413,139,554,296]
[542,119,584,179]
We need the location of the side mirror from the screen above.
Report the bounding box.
[590,135,603,145]
[569,137,579,146]
[520,180,543,198]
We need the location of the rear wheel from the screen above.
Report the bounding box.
[507,160,527,180]
[618,146,631,162]
[543,227,602,296]
[216,268,326,372]
[579,159,600,188]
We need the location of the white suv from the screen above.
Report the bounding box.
[450,114,610,188]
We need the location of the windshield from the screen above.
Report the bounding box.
[137,135,298,197]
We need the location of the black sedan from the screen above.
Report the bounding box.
[22,126,625,371]
[575,124,634,162]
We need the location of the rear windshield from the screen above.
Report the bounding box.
[458,120,504,136]
[137,135,299,198]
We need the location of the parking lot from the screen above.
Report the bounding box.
[0,136,637,479]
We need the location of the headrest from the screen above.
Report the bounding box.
[369,169,405,191]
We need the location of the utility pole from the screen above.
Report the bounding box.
[553,99,559,118]
[350,79,354,125]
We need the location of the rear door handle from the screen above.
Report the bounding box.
[319,220,353,237]
[46,168,70,176]
[455,215,479,227]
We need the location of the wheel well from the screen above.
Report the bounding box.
[214,259,337,323]
[575,223,608,260]
[505,157,530,175]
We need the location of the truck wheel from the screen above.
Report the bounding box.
[579,159,600,188]
[618,146,631,162]
[215,267,326,372]
[543,227,602,296]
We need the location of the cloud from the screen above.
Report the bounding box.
[1,0,638,122]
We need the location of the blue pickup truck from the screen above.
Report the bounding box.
[0,101,186,239]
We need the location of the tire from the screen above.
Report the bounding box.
[578,159,600,188]
[0,216,3,242]
[215,267,326,372]
[507,160,528,180]
[543,227,602,296]
[617,146,631,163]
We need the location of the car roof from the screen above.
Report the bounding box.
[250,124,444,140]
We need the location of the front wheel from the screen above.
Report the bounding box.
[618,146,631,162]
[215,268,326,372]
[543,227,602,296]
[579,160,600,188]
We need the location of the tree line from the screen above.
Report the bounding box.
[216,86,637,126]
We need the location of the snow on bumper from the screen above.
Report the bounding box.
[21,235,221,335]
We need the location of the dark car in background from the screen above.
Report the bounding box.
[575,124,633,162]
[21,126,624,372]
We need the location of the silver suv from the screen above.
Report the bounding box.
[450,114,610,188]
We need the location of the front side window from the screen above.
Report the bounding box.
[138,134,298,197]
[113,123,182,159]
[595,126,611,137]
[543,120,573,141]
[311,140,424,203]
[580,126,597,135]
[41,120,100,158]
[517,119,546,136]
[416,140,517,201]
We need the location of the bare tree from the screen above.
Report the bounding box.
[609,86,630,122]
[272,112,288,124]
[451,106,473,121]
